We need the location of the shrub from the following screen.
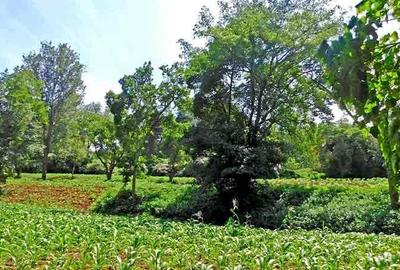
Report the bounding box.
[159,186,229,225]
[320,132,386,178]
[92,190,143,215]
[284,191,400,234]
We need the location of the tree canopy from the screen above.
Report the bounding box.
[0,70,45,182]
[106,62,189,194]
[182,0,341,206]
[23,41,85,180]
[319,0,400,208]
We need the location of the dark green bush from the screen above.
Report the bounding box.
[93,190,143,215]
[159,186,229,225]
[284,191,400,234]
[320,132,386,178]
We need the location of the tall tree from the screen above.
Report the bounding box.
[319,0,400,209]
[23,41,85,180]
[182,0,340,205]
[0,70,45,183]
[106,62,189,194]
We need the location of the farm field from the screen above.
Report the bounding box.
[1,174,400,269]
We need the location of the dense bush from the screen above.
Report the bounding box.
[320,132,386,178]
[93,190,143,215]
[159,186,229,224]
[159,183,310,227]
[284,191,400,234]
[158,179,400,235]
[22,157,106,175]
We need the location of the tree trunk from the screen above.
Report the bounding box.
[42,124,53,181]
[131,174,136,195]
[106,170,113,181]
[0,169,6,184]
[388,171,399,210]
[42,148,48,180]
[15,166,22,179]
[71,165,75,179]
[168,174,174,183]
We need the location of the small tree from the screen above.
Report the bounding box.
[320,130,386,178]
[160,113,191,182]
[106,62,188,194]
[0,70,45,183]
[53,108,89,179]
[92,111,123,181]
[319,0,400,208]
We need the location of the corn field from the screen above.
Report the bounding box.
[1,203,400,269]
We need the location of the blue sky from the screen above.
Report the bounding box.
[0,0,356,107]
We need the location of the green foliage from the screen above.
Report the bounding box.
[0,70,45,182]
[159,112,191,182]
[184,0,341,205]
[320,129,386,178]
[106,62,189,194]
[23,41,85,180]
[271,123,327,171]
[284,191,400,234]
[2,201,400,269]
[93,190,143,215]
[54,108,92,178]
[89,108,123,181]
[319,0,400,208]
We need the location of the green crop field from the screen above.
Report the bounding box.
[1,174,400,269]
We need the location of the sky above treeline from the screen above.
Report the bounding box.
[0,0,358,107]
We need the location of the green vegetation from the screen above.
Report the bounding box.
[319,0,400,208]
[2,174,399,234]
[2,203,400,270]
[1,174,400,269]
[1,0,400,267]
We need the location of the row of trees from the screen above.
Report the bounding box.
[1,0,399,209]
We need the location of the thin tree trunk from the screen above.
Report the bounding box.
[388,170,399,210]
[131,174,136,196]
[0,167,6,184]
[42,146,49,180]
[42,123,53,181]
[71,164,75,179]
[131,164,138,196]
[16,168,21,179]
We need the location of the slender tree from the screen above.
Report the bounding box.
[106,62,188,194]
[23,41,85,180]
[91,111,123,181]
